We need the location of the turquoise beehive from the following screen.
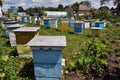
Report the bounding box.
[69,18,75,27]
[21,16,27,22]
[95,22,104,29]
[26,36,66,80]
[44,19,50,27]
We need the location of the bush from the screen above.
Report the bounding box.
[70,38,108,77]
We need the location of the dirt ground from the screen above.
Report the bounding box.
[63,40,120,80]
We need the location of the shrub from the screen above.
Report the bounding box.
[70,38,108,77]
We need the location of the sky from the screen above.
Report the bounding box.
[2,0,115,12]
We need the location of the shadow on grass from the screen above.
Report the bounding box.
[6,40,11,47]
[103,67,120,80]
[9,49,18,57]
[19,61,35,80]
[68,31,74,34]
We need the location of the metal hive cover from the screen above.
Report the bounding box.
[26,36,66,47]
[13,27,40,32]
[7,24,25,29]
[91,27,101,30]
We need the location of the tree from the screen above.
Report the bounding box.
[72,2,79,13]
[72,2,80,19]
[98,6,109,11]
[58,4,63,9]
[80,0,91,7]
[100,0,120,15]
[18,6,24,12]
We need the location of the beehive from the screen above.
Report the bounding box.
[27,16,32,23]
[90,21,96,27]
[31,20,36,24]
[21,16,27,22]
[37,16,40,21]
[26,36,66,80]
[44,19,50,27]
[69,18,75,27]
[74,21,83,34]
[91,27,101,36]
[31,16,37,24]
[49,18,58,28]
[36,20,43,25]
[3,21,18,30]
[61,18,69,31]
[84,20,90,29]
[7,24,24,46]
[13,27,40,57]
[14,15,21,21]
[95,22,104,29]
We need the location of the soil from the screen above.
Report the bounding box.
[63,40,120,80]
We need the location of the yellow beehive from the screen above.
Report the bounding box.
[13,27,40,56]
[36,20,43,25]
[61,23,69,31]
[13,15,21,21]
[61,18,69,31]
[31,17,36,20]
[91,27,101,36]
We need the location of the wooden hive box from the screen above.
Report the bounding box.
[26,36,66,80]
[61,18,69,31]
[13,27,40,57]
[74,21,83,34]
[7,24,25,46]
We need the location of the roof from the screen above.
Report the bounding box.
[79,5,90,11]
[26,36,66,47]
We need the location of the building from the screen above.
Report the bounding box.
[65,4,91,16]
[44,11,67,18]
[78,4,90,16]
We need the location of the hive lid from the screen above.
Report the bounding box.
[3,21,18,24]
[95,21,104,23]
[13,27,40,32]
[75,21,84,23]
[26,36,66,47]
[7,24,25,29]
[91,27,101,30]
[84,20,95,22]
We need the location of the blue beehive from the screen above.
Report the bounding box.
[69,18,75,27]
[95,22,104,29]
[37,16,41,21]
[44,19,50,27]
[5,30,9,36]
[6,24,24,46]
[3,21,18,31]
[26,36,66,80]
[74,21,83,34]
[90,22,95,27]
[31,20,36,24]
[21,16,27,22]
[86,20,95,27]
